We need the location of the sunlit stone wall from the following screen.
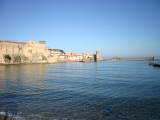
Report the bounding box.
[0,40,50,64]
[0,40,97,64]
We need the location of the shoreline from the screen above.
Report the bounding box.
[0,60,96,65]
[0,58,157,66]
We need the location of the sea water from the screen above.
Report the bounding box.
[0,61,160,120]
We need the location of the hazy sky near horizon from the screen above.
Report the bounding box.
[0,0,160,57]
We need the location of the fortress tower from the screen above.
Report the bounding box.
[94,51,100,62]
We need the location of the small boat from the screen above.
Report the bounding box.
[149,62,160,67]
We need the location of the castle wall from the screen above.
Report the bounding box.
[0,40,50,64]
[0,40,96,64]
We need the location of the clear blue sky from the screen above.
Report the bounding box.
[0,0,160,57]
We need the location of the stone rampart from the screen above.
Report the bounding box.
[0,40,96,64]
[0,40,50,64]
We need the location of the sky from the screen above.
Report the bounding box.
[0,0,160,57]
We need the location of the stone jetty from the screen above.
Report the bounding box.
[100,57,154,61]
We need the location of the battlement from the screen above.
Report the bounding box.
[0,40,25,44]
[39,41,46,44]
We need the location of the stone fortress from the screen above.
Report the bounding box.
[0,40,100,64]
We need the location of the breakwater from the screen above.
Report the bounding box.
[100,57,154,61]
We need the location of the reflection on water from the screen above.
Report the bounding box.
[0,61,160,120]
[0,64,48,94]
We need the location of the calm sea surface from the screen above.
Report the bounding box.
[0,61,160,120]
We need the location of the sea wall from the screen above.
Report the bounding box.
[101,57,154,61]
[0,40,97,64]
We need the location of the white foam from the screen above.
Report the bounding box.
[0,111,6,116]
[0,111,85,120]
